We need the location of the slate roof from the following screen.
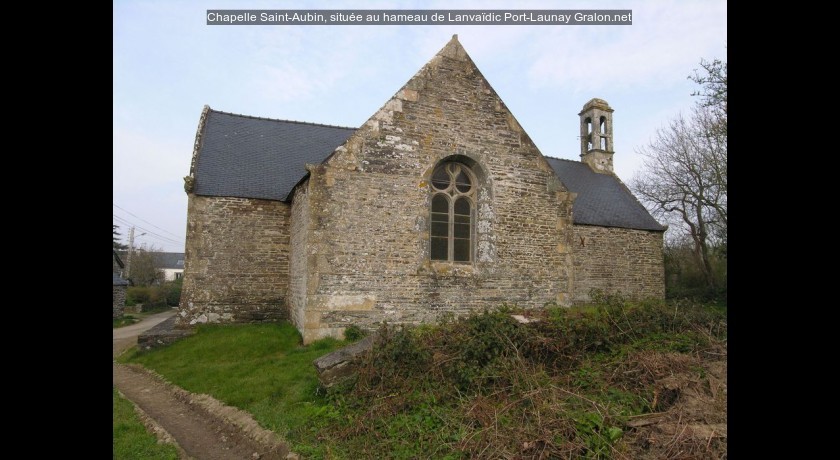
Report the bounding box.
[545,157,665,231]
[190,108,663,232]
[115,251,186,269]
[193,109,355,201]
[156,252,185,270]
[113,272,129,286]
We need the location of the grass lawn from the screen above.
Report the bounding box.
[113,387,180,459]
[120,322,347,456]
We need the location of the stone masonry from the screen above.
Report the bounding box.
[113,285,127,318]
[572,225,664,303]
[113,250,128,318]
[288,184,310,334]
[177,195,290,327]
[180,35,665,343]
[289,36,577,343]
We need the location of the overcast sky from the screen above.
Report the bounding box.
[113,0,727,252]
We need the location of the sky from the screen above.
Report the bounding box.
[113,0,727,253]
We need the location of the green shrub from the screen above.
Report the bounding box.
[128,298,726,459]
[130,280,181,310]
[148,286,167,308]
[164,278,183,306]
[113,315,139,328]
[344,324,367,342]
[126,286,150,306]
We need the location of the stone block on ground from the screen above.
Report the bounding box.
[138,315,195,350]
[313,334,376,387]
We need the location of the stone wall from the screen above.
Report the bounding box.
[294,37,576,343]
[572,225,665,302]
[138,316,194,350]
[288,185,310,335]
[113,285,126,318]
[177,195,291,327]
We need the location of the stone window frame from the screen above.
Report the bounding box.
[429,161,477,264]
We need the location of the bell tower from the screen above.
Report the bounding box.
[579,98,614,174]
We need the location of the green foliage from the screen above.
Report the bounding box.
[337,297,725,457]
[630,331,705,354]
[573,411,623,459]
[126,280,182,309]
[113,225,128,251]
[113,315,140,328]
[447,308,524,391]
[112,387,179,459]
[371,324,433,379]
[343,324,367,342]
[164,278,183,306]
[124,323,347,458]
[126,298,726,459]
[664,242,727,302]
[126,286,150,306]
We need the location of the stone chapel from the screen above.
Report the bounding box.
[178,35,666,343]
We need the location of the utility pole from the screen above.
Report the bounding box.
[125,227,147,281]
[126,226,135,279]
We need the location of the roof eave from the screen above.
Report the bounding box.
[572,221,667,232]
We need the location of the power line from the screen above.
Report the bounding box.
[112,216,183,244]
[113,213,184,246]
[112,215,137,232]
[111,204,185,246]
[116,228,184,250]
[113,203,183,239]
[113,215,184,246]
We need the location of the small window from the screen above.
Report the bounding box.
[175,272,183,280]
[430,162,475,263]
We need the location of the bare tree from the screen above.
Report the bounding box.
[690,57,727,118]
[632,55,727,290]
[127,247,165,286]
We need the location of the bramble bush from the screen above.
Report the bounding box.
[324,292,726,458]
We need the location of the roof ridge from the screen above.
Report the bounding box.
[207,107,357,131]
[544,156,579,163]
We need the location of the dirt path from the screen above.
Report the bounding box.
[113,312,291,459]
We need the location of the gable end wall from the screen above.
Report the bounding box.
[295,42,577,343]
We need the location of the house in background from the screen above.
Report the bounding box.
[157,252,185,281]
[113,250,129,318]
[116,251,185,283]
[179,35,666,343]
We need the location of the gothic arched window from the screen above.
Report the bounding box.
[430,162,475,262]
